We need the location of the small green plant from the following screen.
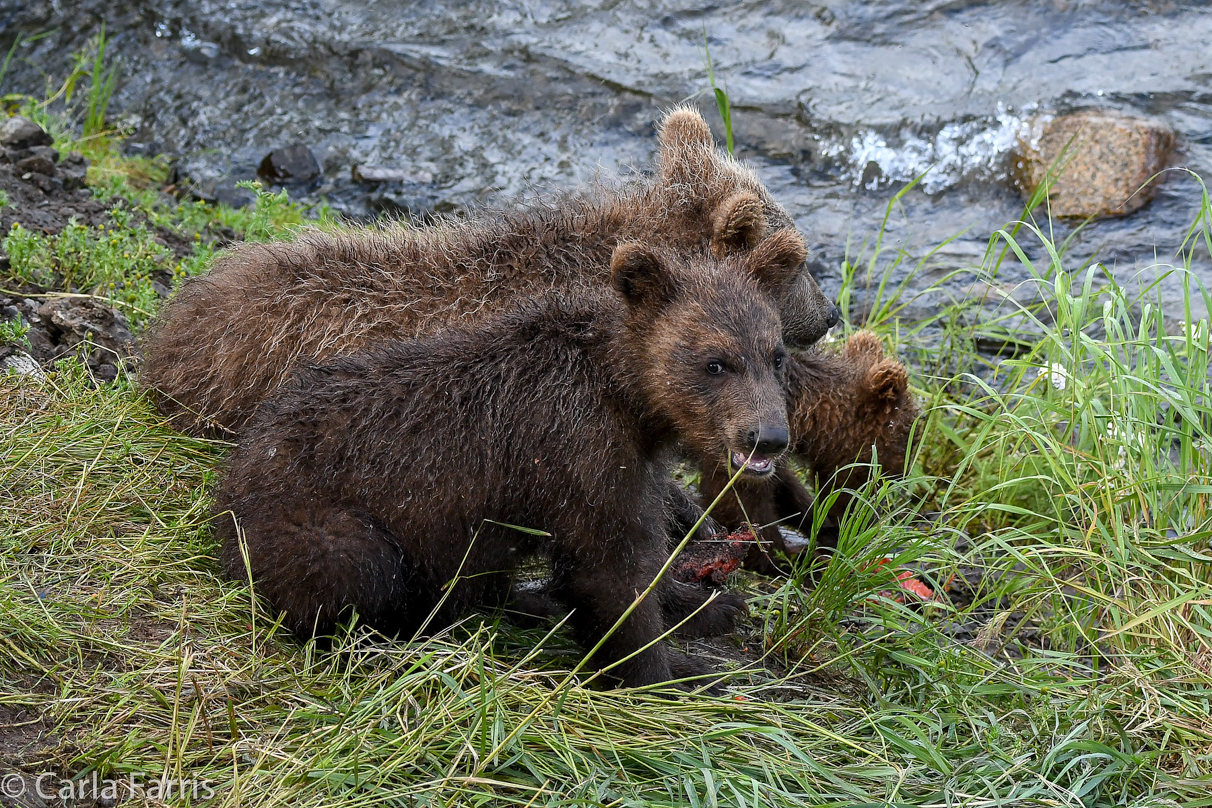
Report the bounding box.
[2,222,54,287]
[2,217,174,328]
[702,31,734,155]
[0,189,9,208]
[229,179,320,241]
[0,315,30,348]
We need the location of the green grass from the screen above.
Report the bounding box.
[701,32,734,156]
[1,181,316,330]
[3,108,1212,804]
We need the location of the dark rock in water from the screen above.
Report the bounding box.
[1012,111,1175,219]
[352,164,434,184]
[258,144,321,184]
[0,116,52,150]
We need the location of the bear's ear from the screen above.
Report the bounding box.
[657,107,714,183]
[658,107,715,152]
[745,228,807,289]
[611,242,677,311]
[711,192,767,258]
[864,359,909,414]
[844,331,885,362]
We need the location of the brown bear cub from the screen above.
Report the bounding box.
[214,233,805,689]
[140,107,838,438]
[695,332,920,564]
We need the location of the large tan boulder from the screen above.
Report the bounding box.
[1012,111,1175,219]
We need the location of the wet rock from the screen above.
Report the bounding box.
[0,297,139,381]
[258,144,321,184]
[36,297,135,357]
[0,116,52,150]
[1012,111,1175,219]
[23,171,61,194]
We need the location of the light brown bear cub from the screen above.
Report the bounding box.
[215,233,805,689]
[142,107,837,438]
[696,332,920,561]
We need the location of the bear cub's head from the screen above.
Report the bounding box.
[656,107,841,349]
[835,331,920,477]
[611,229,810,478]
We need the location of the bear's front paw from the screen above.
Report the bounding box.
[666,651,726,694]
[673,590,748,638]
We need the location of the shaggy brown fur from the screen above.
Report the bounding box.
[215,234,805,689]
[696,332,920,561]
[141,107,838,438]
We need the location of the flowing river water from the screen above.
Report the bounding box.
[3,0,1212,327]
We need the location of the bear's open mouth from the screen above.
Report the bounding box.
[729,450,775,477]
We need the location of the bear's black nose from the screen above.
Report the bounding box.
[746,425,790,456]
[826,302,842,329]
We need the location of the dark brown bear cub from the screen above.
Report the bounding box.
[697,331,920,561]
[215,232,805,689]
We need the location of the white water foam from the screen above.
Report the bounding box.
[823,104,1048,194]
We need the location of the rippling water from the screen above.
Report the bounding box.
[3,0,1211,321]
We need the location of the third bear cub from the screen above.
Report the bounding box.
[697,331,920,561]
[215,232,806,689]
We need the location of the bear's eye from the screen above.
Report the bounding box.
[772,352,786,371]
[705,360,725,376]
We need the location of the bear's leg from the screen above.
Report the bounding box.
[220,503,441,639]
[501,575,745,638]
[658,578,748,638]
[664,481,724,543]
[499,578,568,626]
[549,545,695,689]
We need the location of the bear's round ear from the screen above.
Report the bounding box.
[659,107,714,150]
[711,192,767,258]
[745,228,807,289]
[611,242,677,311]
[843,331,885,362]
[657,107,714,181]
[865,359,909,413]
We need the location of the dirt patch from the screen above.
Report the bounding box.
[0,703,52,772]
[0,163,108,239]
